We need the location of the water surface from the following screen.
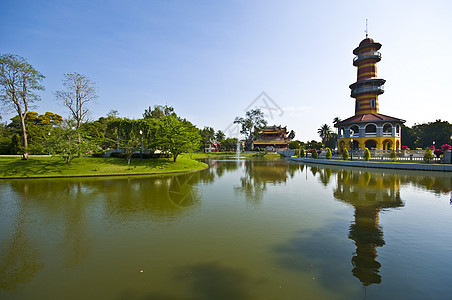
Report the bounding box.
[1,160,451,299]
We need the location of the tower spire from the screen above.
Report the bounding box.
[365,19,368,38]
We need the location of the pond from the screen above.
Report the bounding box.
[1,159,451,299]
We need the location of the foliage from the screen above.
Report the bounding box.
[341,148,349,160]
[326,148,332,159]
[143,105,176,119]
[234,109,267,151]
[220,137,238,151]
[215,130,225,141]
[401,145,409,150]
[434,149,443,158]
[300,148,305,158]
[389,149,397,161]
[423,147,434,163]
[441,144,452,151]
[55,72,97,128]
[46,125,99,164]
[325,133,338,149]
[156,116,201,162]
[317,124,333,145]
[199,126,215,151]
[306,140,323,150]
[0,53,45,159]
[312,148,318,158]
[363,148,371,161]
[294,148,300,157]
[289,140,300,149]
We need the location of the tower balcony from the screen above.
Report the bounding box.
[350,85,384,97]
[353,51,381,66]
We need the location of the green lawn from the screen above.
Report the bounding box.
[0,156,208,178]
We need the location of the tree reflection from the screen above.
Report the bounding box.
[234,160,291,204]
[0,182,43,291]
[333,169,404,286]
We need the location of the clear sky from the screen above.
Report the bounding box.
[1,0,451,141]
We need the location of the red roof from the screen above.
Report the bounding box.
[334,113,405,127]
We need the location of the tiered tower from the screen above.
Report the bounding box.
[350,38,385,115]
[334,34,405,152]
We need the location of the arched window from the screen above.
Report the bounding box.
[396,124,401,134]
[350,125,359,136]
[365,124,377,134]
[383,123,392,134]
[339,127,345,136]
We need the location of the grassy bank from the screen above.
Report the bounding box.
[0,156,208,178]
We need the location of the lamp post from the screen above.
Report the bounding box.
[350,139,353,161]
[139,129,143,160]
[48,132,51,156]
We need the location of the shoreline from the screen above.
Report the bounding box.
[290,157,452,172]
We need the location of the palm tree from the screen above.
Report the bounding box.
[318,124,333,145]
[333,117,342,124]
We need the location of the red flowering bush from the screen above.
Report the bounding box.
[401,145,409,150]
[441,144,452,151]
[434,149,443,157]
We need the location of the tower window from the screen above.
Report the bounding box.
[370,99,376,108]
[356,101,360,110]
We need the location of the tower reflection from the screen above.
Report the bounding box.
[333,170,404,286]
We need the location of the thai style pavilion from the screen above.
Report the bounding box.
[335,36,405,152]
[253,125,290,151]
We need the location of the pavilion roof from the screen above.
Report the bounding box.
[334,113,405,127]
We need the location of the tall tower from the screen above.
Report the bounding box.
[334,33,405,152]
[349,38,385,115]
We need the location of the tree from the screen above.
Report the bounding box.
[312,149,318,158]
[234,109,267,151]
[143,105,176,119]
[363,148,371,161]
[156,116,201,162]
[326,148,332,159]
[300,148,305,158]
[221,137,238,151]
[423,147,434,163]
[289,140,300,149]
[317,124,333,145]
[0,54,45,160]
[55,72,97,129]
[199,126,215,151]
[342,148,349,160]
[215,130,225,142]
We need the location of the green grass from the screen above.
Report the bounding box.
[0,156,208,178]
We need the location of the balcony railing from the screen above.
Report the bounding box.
[351,85,384,97]
[353,52,381,65]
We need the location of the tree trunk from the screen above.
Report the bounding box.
[173,153,178,162]
[19,113,29,160]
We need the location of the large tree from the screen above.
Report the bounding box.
[55,72,97,129]
[318,124,333,145]
[0,54,45,160]
[234,109,267,151]
[143,105,176,119]
[156,116,201,162]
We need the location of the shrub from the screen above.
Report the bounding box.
[341,148,349,160]
[312,149,318,158]
[326,148,332,159]
[441,144,452,151]
[363,148,371,161]
[401,145,409,150]
[295,148,300,157]
[434,149,443,158]
[424,147,434,163]
[300,148,305,158]
[389,150,397,161]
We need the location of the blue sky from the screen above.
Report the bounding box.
[1,0,451,141]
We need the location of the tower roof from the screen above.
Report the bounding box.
[334,113,405,127]
[353,37,382,55]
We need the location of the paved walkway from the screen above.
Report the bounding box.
[290,157,452,172]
